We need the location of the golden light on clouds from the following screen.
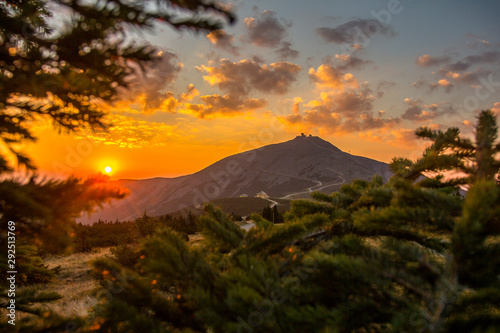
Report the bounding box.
[76,113,180,149]
[309,64,359,91]
[15,1,499,183]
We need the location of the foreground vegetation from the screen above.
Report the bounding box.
[84,110,497,332]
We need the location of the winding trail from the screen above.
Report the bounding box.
[242,136,374,201]
[274,137,379,200]
[279,172,345,200]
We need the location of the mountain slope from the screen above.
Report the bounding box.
[79,135,392,224]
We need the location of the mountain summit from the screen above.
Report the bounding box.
[79,135,391,223]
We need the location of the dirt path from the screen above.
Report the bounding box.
[279,168,346,200]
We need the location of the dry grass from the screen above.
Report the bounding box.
[1,248,112,329]
[41,248,112,318]
[8,236,211,328]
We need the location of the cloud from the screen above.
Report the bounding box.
[444,50,500,72]
[120,51,183,111]
[179,84,199,102]
[421,79,455,93]
[415,54,451,67]
[437,79,453,92]
[415,67,496,93]
[83,114,179,148]
[401,98,456,122]
[333,53,372,71]
[244,10,288,47]
[283,63,399,134]
[446,68,494,84]
[206,30,240,55]
[282,83,398,134]
[101,84,199,115]
[197,59,302,96]
[492,102,500,116]
[441,68,494,87]
[189,58,300,119]
[185,95,267,118]
[416,51,500,72]
[309,64,359,90]
[415,51,500,93]
[316,18,396,46]
[275,41,299,60]
[465,36,500,49]
[358,128,421,148]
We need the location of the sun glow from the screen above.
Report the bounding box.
[104,166,112,173]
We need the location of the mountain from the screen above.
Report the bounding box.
[78,135,392,224]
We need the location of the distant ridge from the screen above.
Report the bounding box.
[78,135,391,224]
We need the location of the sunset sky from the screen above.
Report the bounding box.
[25,0,500,180]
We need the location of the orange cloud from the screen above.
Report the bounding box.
[184,95,267,119]
[282,62,399,135]
[98,84,199,116]
[309,64,359,90]
[206,30,239,55]
[197,59,301,96]
[401,98,456,122]
[415,54,450,67]
[438,79,451,87]
[492,102,500,116]
[445,71,461,79]
[358,128,423,149]
[282,88,398,135]
[77,114,179,149]
[179,84,199,102]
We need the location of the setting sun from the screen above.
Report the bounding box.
[104,166,112,173]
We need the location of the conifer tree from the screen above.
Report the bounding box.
[262,205,273,221]
[272,205,283,223]
[395,110,500,186]
[0,175,128,330]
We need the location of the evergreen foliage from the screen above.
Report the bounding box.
[0,175,128,252]
[229,212,244,222]
[394,109,500,186]
[0,175,128,330]
[73,212,198,253]
[135,212,199,238]
[262,204,284,223]
[74,220,136,252]
[135,212,159,238]
[92,110,500,332]
[261,205,273,221]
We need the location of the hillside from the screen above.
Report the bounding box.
[79,135,391,224]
